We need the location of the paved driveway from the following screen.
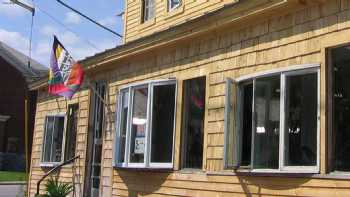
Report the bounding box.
[0,184,26,197]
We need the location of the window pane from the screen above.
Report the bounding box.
[143,0,154,21]
[129,86,148,163]
[43,116,54,162]
[149,0,155,19]
[170,0,181,9]
[253,76,280,169]
[284,73,318,166]
[151,83,176,163]
[52,117,64,162]
[118,90,129,163]
[182,77,206,169]
[95,85,105,140]
[241,83,253,166]
[144,7,149,21]
[64,104,78,161]
[332,46,350,171]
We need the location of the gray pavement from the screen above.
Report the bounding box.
[0,184,26,197]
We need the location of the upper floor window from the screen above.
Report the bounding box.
[224,66,320,173]
[142,0,155,22]
[168,0,181,11]
[114,79,177,168]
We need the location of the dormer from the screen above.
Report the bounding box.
[123,0,239,43]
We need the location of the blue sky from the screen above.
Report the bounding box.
[0,0,124,67]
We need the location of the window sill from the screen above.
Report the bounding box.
[207,170,350,180]
[138,18,156,31]
[178,168,205,173]
[114,166,174,173]
[40,162,60,168]
[165,5,184,20]
[239,168,319,174]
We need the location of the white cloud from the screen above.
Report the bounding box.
[98,16,116,28]
[0,28,29,53]
[32,40,51,65]
[64,12,81,25]
[60,31,80,45]
[40,25,59,37]
[0,26,117,66]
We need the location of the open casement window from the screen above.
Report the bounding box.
[224,78,239,169]
[142,0,155,22]
[64,104,79,161]
[114,79,177,168]
[168,0,181,11]
[225,66,320,172]
[41,115,65,166]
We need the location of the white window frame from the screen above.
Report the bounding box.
[0,115,10,122]
[168,0,181,11]
[142,0,155,22]
[226,64,320,173]
[40,113,66,167]
[114,79,177,169]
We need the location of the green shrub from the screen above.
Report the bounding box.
[37,176,73,197]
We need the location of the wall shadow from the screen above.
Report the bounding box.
[117,169,171,197]
[236,173,312,196]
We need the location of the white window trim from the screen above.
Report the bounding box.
[236,63,319,82]
[0,115,10,122]
[278,68,320,173]
[40,113,66,167]
[232,65,320,173]
[168,0,181,12]
[114,79,177,169]
[127,84,149,168]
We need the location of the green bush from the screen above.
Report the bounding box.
[36,176,73,197]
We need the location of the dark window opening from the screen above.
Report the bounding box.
[331,46,350,171]
[151,84,176,163]
[285,73,317,166]
[241,83,253,167]
[253,76,280,169]
[182,77,206,169]
[64,104,79,161]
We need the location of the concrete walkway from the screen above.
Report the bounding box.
[0,183,26,197]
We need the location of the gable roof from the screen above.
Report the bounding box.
[0,41,48,84]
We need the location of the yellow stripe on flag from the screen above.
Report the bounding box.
[55,45,63,60]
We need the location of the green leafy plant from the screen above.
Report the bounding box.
[39,176,73,197]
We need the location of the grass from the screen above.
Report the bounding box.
[0,171,27,182]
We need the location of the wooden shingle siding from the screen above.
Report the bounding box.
[28,0,350,196]
[124,0,240,43]
[28,89,90,197]
[109,1,350,196]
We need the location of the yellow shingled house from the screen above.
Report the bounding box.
[29,0,350,196]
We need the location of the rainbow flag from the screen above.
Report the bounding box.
[48,36,84,99]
